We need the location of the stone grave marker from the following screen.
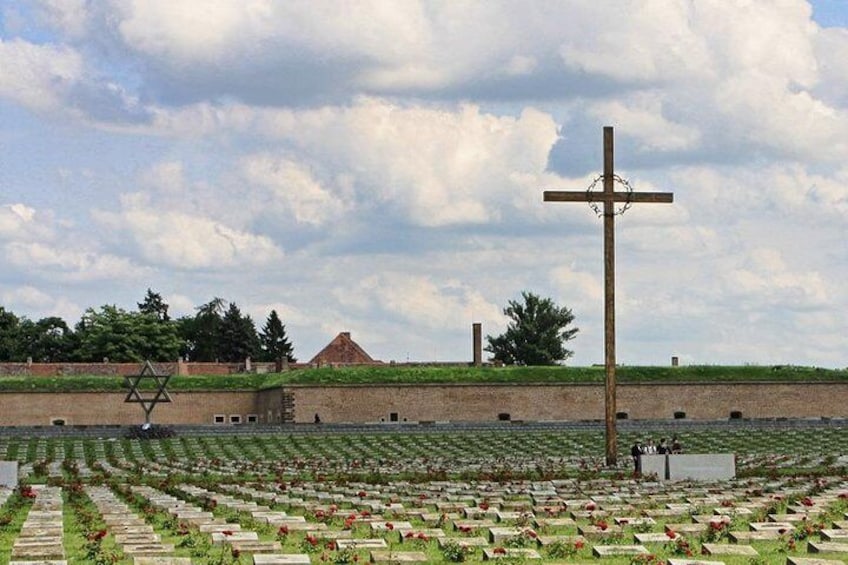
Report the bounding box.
[0,460,19,488]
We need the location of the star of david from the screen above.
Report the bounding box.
[124,360,172,424]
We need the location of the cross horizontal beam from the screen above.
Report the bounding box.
[543,190,673,204]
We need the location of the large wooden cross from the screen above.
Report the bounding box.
[543,126,673,466]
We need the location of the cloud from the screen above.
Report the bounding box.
[240,154,349,227]
[4,241,144,282]
[93,193,284,269]
[0,38,83,112]
[0,204,47,240]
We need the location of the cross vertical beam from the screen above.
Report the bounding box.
[543,126,673,467]
[602,127,617,467]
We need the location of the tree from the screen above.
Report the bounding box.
[258,310,296,363]
[217,302,259,362]
[182,297,227,361]
[74,305,181,362]
[485,291,579,366]
[17,316,73,362]
[0,307,22,361]
[137,288,170,322]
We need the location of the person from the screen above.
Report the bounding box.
[644,439,657,454]
[314,413,321,424]
[671,436,682,454]
[631,440,642,473]
[657,438,670,454]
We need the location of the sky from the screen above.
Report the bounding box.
[1,1,847,368]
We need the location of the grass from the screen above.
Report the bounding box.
[0,364,845,392]
[1,426,847,564]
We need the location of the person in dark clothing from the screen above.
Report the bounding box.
[671,436,683,454]
[658,438,670,454]
[631,440,643,473]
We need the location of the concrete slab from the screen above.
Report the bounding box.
[252,556,312,565]
[701,543,758,556]
[592,545,650,557]
[808,541,848,554]
[482,548,542,560]
[668,454,736,482]
[370,551,429,563]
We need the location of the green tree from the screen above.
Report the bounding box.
[218,302,259,362]
[17,316,73,362]
[137,288,170,322]
[485,291,579,366]
[0,307,22,361]
[182,297,226,361]
[258,309,296,363]
[74,305,181,362]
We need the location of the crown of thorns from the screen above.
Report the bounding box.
[585,173,634,217]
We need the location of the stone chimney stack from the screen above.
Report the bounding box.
[472,323,482,367]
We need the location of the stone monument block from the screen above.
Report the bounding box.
[640,454,667,479]
[667,454,735,482]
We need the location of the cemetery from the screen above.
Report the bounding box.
[0,422,847,564]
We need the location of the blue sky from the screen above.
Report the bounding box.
[1,1,847,367]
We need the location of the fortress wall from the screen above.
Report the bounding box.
[0,382,844,426]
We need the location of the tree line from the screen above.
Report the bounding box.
[0,289,296,364]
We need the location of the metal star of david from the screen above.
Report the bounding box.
[124,360,172,425]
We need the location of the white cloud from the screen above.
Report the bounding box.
[0,38,83,112]
[93,193,283,269]
[589,95,701,152]
[240,155,348,227]
[4,241,144,282]
[0,204,55,241]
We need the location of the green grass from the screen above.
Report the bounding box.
[0,364,845,392]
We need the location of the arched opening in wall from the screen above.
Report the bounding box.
[729,410,743,420]
[673,411,686,419]
[51,418,65,426]
[616,412,628,420]
[498,413,511,421]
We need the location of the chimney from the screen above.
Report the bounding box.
[472,323,482,367]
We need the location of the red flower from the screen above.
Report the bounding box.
[479,502,490,510]
[493,547,506,555]
[88,529,107,541]
[801,497,814,507]
[278,525,289,536]
[417,533,428,541]
[357,490,367,498]
[385,522,394,530]
[306,535,319,546]
[419,493,428,500]
[526,530,538,539]
[405,531,415,539]
[585,502,596,511]
[231,548,240,558]
[666,530,677,539]
[574,539,585,549]
[596,520,608,531]
[326,541,336,550]
[222,530,233,536]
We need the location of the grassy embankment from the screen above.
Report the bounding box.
[0,364,845,392]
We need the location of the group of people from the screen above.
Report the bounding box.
[631,436,682,472]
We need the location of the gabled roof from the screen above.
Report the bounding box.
[308,332,379,365]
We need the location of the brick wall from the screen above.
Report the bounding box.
[0,382,844,426]
[0,391,260,426]
[288,382,848,423]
